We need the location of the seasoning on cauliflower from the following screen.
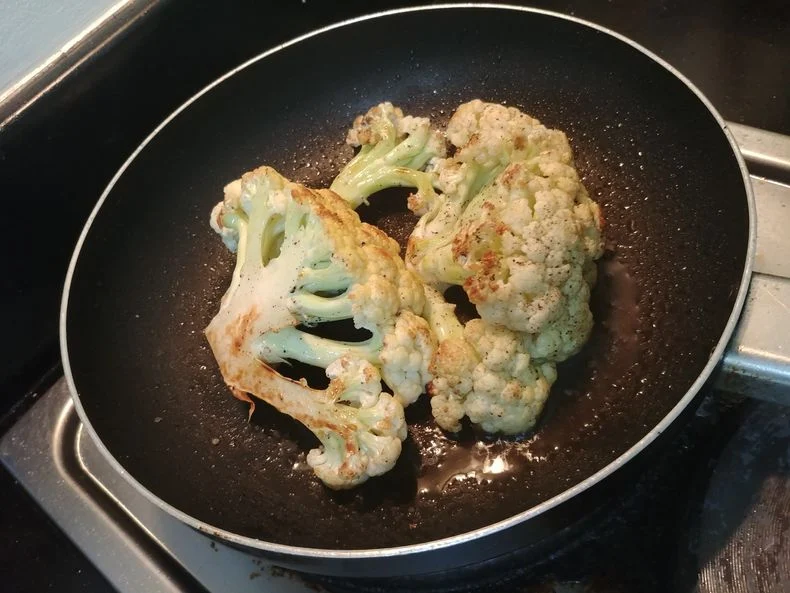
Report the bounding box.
[408,100,604,363]
[330,100,604,435]
[424,287,557,435]
[329,102,446,208]
[205,166,434,488]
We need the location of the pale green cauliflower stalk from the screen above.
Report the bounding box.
[329,102,446,208]
[333,100,604,435]
[205,166,434,488]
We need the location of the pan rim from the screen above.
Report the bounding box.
[60,2,756,562]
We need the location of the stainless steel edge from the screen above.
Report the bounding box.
[75,419,323,592]
[56,3,758,576]
[717,127,790,405]
[719,275,790,405]
[729,123,790,185]
[0,379,319,593]
[0,380,192,593]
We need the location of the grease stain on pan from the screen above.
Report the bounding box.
[416,437,548,496]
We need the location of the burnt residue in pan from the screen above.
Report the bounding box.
[65,9,749,550]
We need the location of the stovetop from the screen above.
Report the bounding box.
[1,2,789,592]
[1,379,307,593]
[2,124,789,592]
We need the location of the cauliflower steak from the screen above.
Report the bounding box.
[333,100,604,435]
[206,166,434,488]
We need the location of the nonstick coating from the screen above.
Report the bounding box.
[64,8,749,553]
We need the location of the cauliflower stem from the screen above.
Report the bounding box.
[329,102,445,209]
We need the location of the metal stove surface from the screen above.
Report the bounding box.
[1,379,315,593]
[2,124,790,593]
[692,401,790,593]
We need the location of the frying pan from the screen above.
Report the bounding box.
[60,4,753,578]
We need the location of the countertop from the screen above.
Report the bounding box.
[0,1,788,591]
[0,0,122,99]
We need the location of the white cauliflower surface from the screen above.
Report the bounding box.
[408,100,604,363]
[424,287,557,435]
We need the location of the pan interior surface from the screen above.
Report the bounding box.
[64,8,749,551]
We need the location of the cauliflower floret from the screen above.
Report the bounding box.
[405,100,549,244]
[210,166,433,403]
[463,320,556,434]
[380,311,437,405]
[307,356,407,488]
[462,161,603,361]
[395,267,428,314]
[408,101,604,363]
[428,335,478,433]
[348,274,401,331]
[326,99,605,435]
[446,99,544,169]
[423,287,557,435]
[331,102,446,209]
[206,166,432,488]
[210,179,243,251]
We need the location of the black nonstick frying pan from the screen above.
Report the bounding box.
[61,4,753,578]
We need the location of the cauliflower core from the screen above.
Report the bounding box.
[206,166,434,488]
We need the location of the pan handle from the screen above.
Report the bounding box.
[717,124,790,405]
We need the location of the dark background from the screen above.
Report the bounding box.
[0,1,788,591]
